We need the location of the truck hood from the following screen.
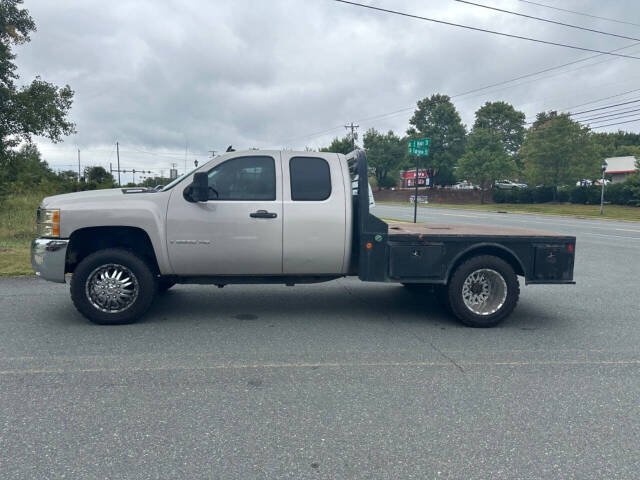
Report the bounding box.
[41,188,158,208]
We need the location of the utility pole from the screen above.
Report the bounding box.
[344,122,359,151]
[208,150,217,158]
[413,154,419,223]
[116,142,121,186]
[77,148,81,182]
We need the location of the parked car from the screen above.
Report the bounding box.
[494,180,527,189]
[452,181,478,190]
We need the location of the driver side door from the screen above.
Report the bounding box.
[166,152,283,276]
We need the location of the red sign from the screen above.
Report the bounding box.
[401,169,429,179]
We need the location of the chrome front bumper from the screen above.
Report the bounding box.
[31,238,69,283]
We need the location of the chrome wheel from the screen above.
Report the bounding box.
[461,268,507,316]
[85,263,139,313]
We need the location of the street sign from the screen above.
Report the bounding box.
[408,138,431,148]
[408,147,429,156]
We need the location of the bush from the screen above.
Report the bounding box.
[492,178,640,206]
[556,188,570,202]
[569,186,600,204]
[605,183,633,205]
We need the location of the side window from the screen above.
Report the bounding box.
[207,156,276,201]
[289,157,331,201]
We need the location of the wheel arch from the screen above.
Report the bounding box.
[66,226,160,276]
[445,243,526,283]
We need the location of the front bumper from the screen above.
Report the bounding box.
[31,238,69,283]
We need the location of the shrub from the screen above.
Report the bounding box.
[556,188,570,202]
[569,186,601,204]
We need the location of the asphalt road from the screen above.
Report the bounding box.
[1,205,639,479]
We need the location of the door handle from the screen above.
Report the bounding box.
[250,210,277,219]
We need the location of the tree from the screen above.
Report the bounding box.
[320,135,354,155]
[457,128,515,203]
[0,142,52,185]
[362,128,405,188]
[407,94,466,186]
[140,176,170,188]
[473,101,525,158]
[0,0,75,166]
[84,166,114,187]
[521,111,599,199]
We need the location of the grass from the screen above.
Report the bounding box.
[0,192,42,276]
[378,201,640,222]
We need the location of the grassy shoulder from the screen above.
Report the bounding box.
[377,201,640,222]
[0,192,41,276]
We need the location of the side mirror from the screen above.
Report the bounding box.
[186,172,209,202]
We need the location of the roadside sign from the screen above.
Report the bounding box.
[409,138,431,148]
[408,147,429,156]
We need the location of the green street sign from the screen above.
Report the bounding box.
[409,138,431,149]
[408,147,429,156]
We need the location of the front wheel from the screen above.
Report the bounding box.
[447,255,520,327]
[70,248,157,325]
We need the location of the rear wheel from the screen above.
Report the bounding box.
[70,248,157,325]
[447,255,519,327]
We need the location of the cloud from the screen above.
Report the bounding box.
[13,0,640,173]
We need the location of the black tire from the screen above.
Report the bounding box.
[157,279,177,294]
[447,255,520,328]
[70,248,157,325]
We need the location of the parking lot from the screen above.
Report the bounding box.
[1,205,639,479]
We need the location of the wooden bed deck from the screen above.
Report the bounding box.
[386,221,562,238]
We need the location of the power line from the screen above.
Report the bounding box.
[589,116,640,129]
[279,34,640,145]
[572,104,640,120]
[569,98,640,116]
[333,0,640,60]
[579,108,640,123]
[516,0,640,29]
[525,98,640,125]
[455,0,640,42]
[563,87,640,112]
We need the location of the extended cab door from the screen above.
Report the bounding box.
[166,152,283,275]
[281,152,348,274]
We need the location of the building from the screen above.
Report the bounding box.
[400,169,430,188]
[605,156,638,183]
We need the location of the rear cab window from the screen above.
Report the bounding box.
[289,156,331,201]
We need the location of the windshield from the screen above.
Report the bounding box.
[161,167,199,191]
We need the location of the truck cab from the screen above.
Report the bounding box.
[32,150,575,327]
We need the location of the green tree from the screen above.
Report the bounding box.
[362,128,405,188]
[473,101,525,158]
[84,166,114,187]
[407,94,466,186]
[320,135,355,154]
[521,111,599,199]
[140,176,170,188]
[0,0,75,166]
[457,128,515,204]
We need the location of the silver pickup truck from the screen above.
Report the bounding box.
[32,150,576,327]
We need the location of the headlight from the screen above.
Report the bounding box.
[37,208,60,238]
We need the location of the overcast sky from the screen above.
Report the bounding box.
[15,0,640,179]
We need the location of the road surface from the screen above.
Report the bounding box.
[1,205,638,479]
